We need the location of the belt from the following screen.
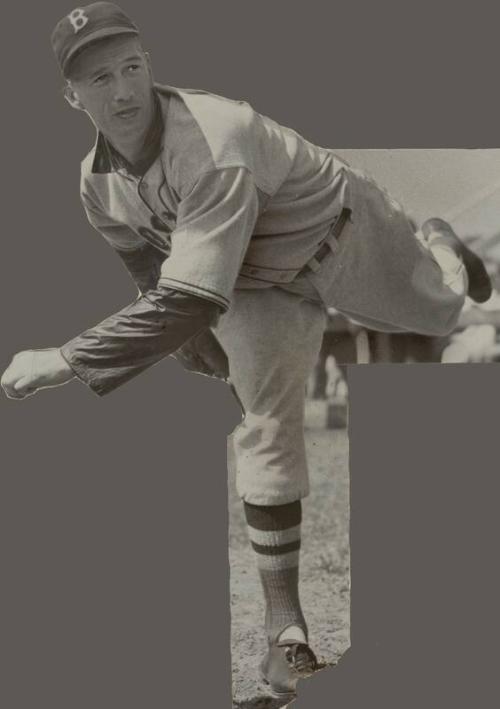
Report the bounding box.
[299,207,351,275]
[238,207,351,285]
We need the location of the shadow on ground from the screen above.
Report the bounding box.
[234,697,289,709]
[234,659,332,709]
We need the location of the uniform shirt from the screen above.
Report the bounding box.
[81,83,349,308]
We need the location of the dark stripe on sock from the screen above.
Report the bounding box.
[244,500,302,532]
[251,539,301,556]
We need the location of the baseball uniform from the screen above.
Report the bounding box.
[61,84,468,505]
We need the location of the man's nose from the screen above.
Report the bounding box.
[113,76,134,103]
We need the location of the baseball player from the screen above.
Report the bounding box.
[1,3,492,700]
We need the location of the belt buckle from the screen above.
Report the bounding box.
[303,208,350,275]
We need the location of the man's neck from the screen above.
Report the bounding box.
[107,93,164,176]
[113,137,148,167]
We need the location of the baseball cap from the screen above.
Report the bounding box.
[51,2,139,76]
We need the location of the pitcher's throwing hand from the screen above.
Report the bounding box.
[1,349,74,399]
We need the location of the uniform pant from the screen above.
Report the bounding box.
[214,288,327,505]
[215,167,467,506]
[308,166,467,336]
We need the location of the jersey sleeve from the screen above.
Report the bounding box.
[158,166,260,309]
[60,287,222,396]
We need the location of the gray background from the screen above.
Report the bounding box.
[1,1,498,706]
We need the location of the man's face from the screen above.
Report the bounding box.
[66,35,155,150]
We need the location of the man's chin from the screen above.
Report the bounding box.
[106,116,147,142]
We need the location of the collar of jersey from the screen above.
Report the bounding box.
[91,88,166,176]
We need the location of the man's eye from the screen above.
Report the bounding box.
[126,64,140,73]
[92,74,108,85]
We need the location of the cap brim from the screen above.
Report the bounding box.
[63,26,139,74]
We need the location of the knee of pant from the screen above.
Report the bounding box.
[422,298,464,337]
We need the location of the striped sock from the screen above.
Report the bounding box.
[244,500,307,644]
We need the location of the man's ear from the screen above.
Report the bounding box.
[144,51,154,81]
[63,83,85,111]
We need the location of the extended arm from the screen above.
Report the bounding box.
[1,167,257,399]
[59,286,222,395]
[1,287,221,399]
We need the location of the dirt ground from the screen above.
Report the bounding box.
[227,401,351,708]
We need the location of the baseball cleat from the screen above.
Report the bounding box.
[259,639,318,700]
[421,218,492,303]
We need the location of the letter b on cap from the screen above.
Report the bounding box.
[68,8,89,33]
